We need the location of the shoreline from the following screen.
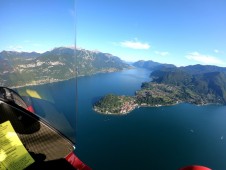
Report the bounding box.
[10,68,132,89]
[94,101,224,115]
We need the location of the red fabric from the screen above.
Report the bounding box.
[27,105,35,113]
[180,165,211,170]
[65,152,92,170]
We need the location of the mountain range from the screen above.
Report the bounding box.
[132,60,176,70]
[0,47,130,87]
[139,62,226,105]
[1,47,226,106]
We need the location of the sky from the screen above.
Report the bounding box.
[1,0,226,67]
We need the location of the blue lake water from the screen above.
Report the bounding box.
[20,68,226,170]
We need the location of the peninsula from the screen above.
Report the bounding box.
[93,94,138,114]
[93,64,226,115]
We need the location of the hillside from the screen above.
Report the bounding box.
[149,65,226,104]
[0,47,131,87]
[94,63,226,114]
[132,61,226,105]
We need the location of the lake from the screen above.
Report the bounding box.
[20,68,226,170]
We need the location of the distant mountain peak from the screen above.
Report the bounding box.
[133,60,176,70]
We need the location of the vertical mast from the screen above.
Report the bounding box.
[73,0,78,145]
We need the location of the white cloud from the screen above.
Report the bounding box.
[155,51,169,56]
[9,45,23,51]
[120,40,150,50]
[8,44,46,53]
[186,52,224,65]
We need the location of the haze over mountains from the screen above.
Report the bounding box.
[133,60,176,70]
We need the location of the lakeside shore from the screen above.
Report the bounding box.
[93,82,225,115]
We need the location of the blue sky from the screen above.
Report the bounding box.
[1,0,226,67]
[0,0,75,53]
